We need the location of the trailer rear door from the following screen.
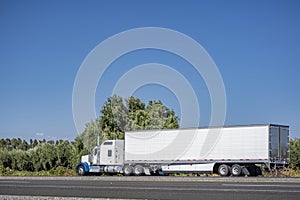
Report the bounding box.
[269,125,289,163]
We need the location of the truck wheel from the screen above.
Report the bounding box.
[123,165,133,176]
[255,166,262,176]
[218,164,230,176]
[133,165,144,176]
[247,165,257,176]
[231,164,242,176]
[77,165,85,176]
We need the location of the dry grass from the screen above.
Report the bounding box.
[263,168,300,177]
[0,166,76,176]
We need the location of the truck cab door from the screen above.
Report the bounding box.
[92,146,100,165]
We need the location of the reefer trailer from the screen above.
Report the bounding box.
[76,124,289,176]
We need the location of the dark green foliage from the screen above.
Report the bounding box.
[70,137,88,169]
[0,149,12,169]
[0,95,179,175]
[0,137,87,173]
[99,95,128,141]
[79,95,180,152]
[100,95,179,139]
[0,138,33,151]
[79,119,102,153]
[290,138,300,169]
[55,140,73,168]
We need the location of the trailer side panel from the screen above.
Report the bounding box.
[124,125,270,163]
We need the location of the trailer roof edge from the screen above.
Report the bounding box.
[125,124,290,133]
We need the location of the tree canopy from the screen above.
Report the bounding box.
[0,95,180,174]
[290,138,300,169]
[79,95,179,150]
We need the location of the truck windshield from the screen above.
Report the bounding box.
[93,147,100,156]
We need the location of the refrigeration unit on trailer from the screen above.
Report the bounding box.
[76,124,289,176]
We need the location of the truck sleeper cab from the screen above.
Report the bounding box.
[76,140,124,176]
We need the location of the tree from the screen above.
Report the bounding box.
[29,139,33,148]
[0,149,12,169]
[0,137,88,172]
[10,149,31,171]
[126,97,147,130]
[33,139,38,148]
[48,140,55,145]
[28,142,57,171]
[131,110,150,130]
[290,138,300,169]
[78,119,102,153]
[55,140,73,168]
[5,138,11,149]
[70,137,88,169]
[126,96,145,120]
[82,95,180,146]
[19,140,29,151]
[41,143,56,170]
[10,138,19,149]
[99,95,128,140]
[17,138,22,148]
[145,100,179,129]
[0,139,5,149]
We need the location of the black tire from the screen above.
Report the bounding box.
[255,166,262,176]
[133,165,144,176]
[227,165,232,176]
[77,165,85,176]
[123,165,133,176]
[218,164,230,176]
[231,164,242,176]
[247,165,257,176]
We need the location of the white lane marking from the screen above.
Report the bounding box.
[0,195,133,200]
[1,177,300,184]
[222,184,300,188]
[1,184,300,193]
[0,181,30,184]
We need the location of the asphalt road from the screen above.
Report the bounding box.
[0,176,300,200]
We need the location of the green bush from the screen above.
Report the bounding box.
[290,138,300,169]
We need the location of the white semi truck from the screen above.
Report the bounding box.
[76,124,289,176]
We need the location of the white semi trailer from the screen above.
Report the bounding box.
[76,124,289,176]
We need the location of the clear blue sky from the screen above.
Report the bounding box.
[0,0,299,141]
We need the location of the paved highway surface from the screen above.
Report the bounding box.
[0,176,300,199]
